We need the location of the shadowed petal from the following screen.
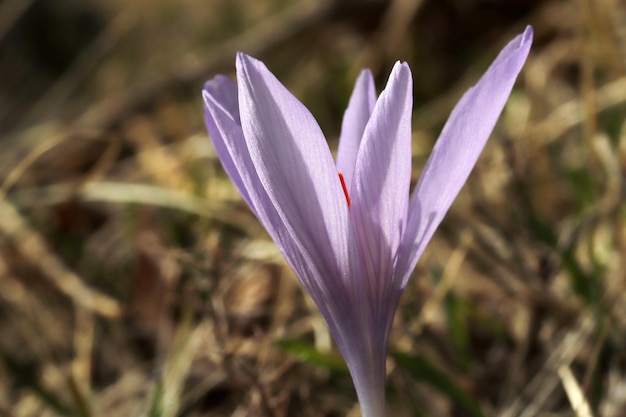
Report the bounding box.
[336,69,376,191]
[396,26,533,286]
[202,76,254,210]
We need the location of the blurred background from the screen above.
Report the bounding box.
[0,0,625,416]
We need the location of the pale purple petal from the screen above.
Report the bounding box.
[349,61,412,312]
[235,53,365,321]
[203,76,254,211]
[203,76,305,270]
[396,26,533,285]
[336,69,376,191]
[204,65,371,393]
[331,62,412,417]
[203,75,292,239]
[234,53,391,413]
[204,69,349,317]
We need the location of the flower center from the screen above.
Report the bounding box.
[338,172,351,208]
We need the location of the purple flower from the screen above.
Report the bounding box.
[202,26,532,417]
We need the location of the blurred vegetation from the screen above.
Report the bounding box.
[0,0,625,416]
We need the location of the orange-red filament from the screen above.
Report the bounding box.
[338,172,351,208]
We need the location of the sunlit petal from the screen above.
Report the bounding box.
[396,26,533,287]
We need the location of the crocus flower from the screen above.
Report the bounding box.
[202,26,532,417]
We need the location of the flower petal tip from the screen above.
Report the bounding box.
[236,52,264,77]
[511,25,533,57]
[235,51,251,62]
[394,60,411,74]
[389,61,412,87]
[522,25,533,44]
[356,68,375,87]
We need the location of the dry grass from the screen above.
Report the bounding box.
[0,0,625,416]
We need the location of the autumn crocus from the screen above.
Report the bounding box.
[202,26,532,417]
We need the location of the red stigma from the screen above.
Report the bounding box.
[338,172,351,208]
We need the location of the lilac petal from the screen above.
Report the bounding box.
[336,69,376,191]
[235,52,360,305]
[234,55,379,409]
[204,76,309,269]
[334,62,412,417]
[349,61,412,309]
[396,26,533,286]
[202,76,255,211]
[204,60,364,357]
[203,75,292,237]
